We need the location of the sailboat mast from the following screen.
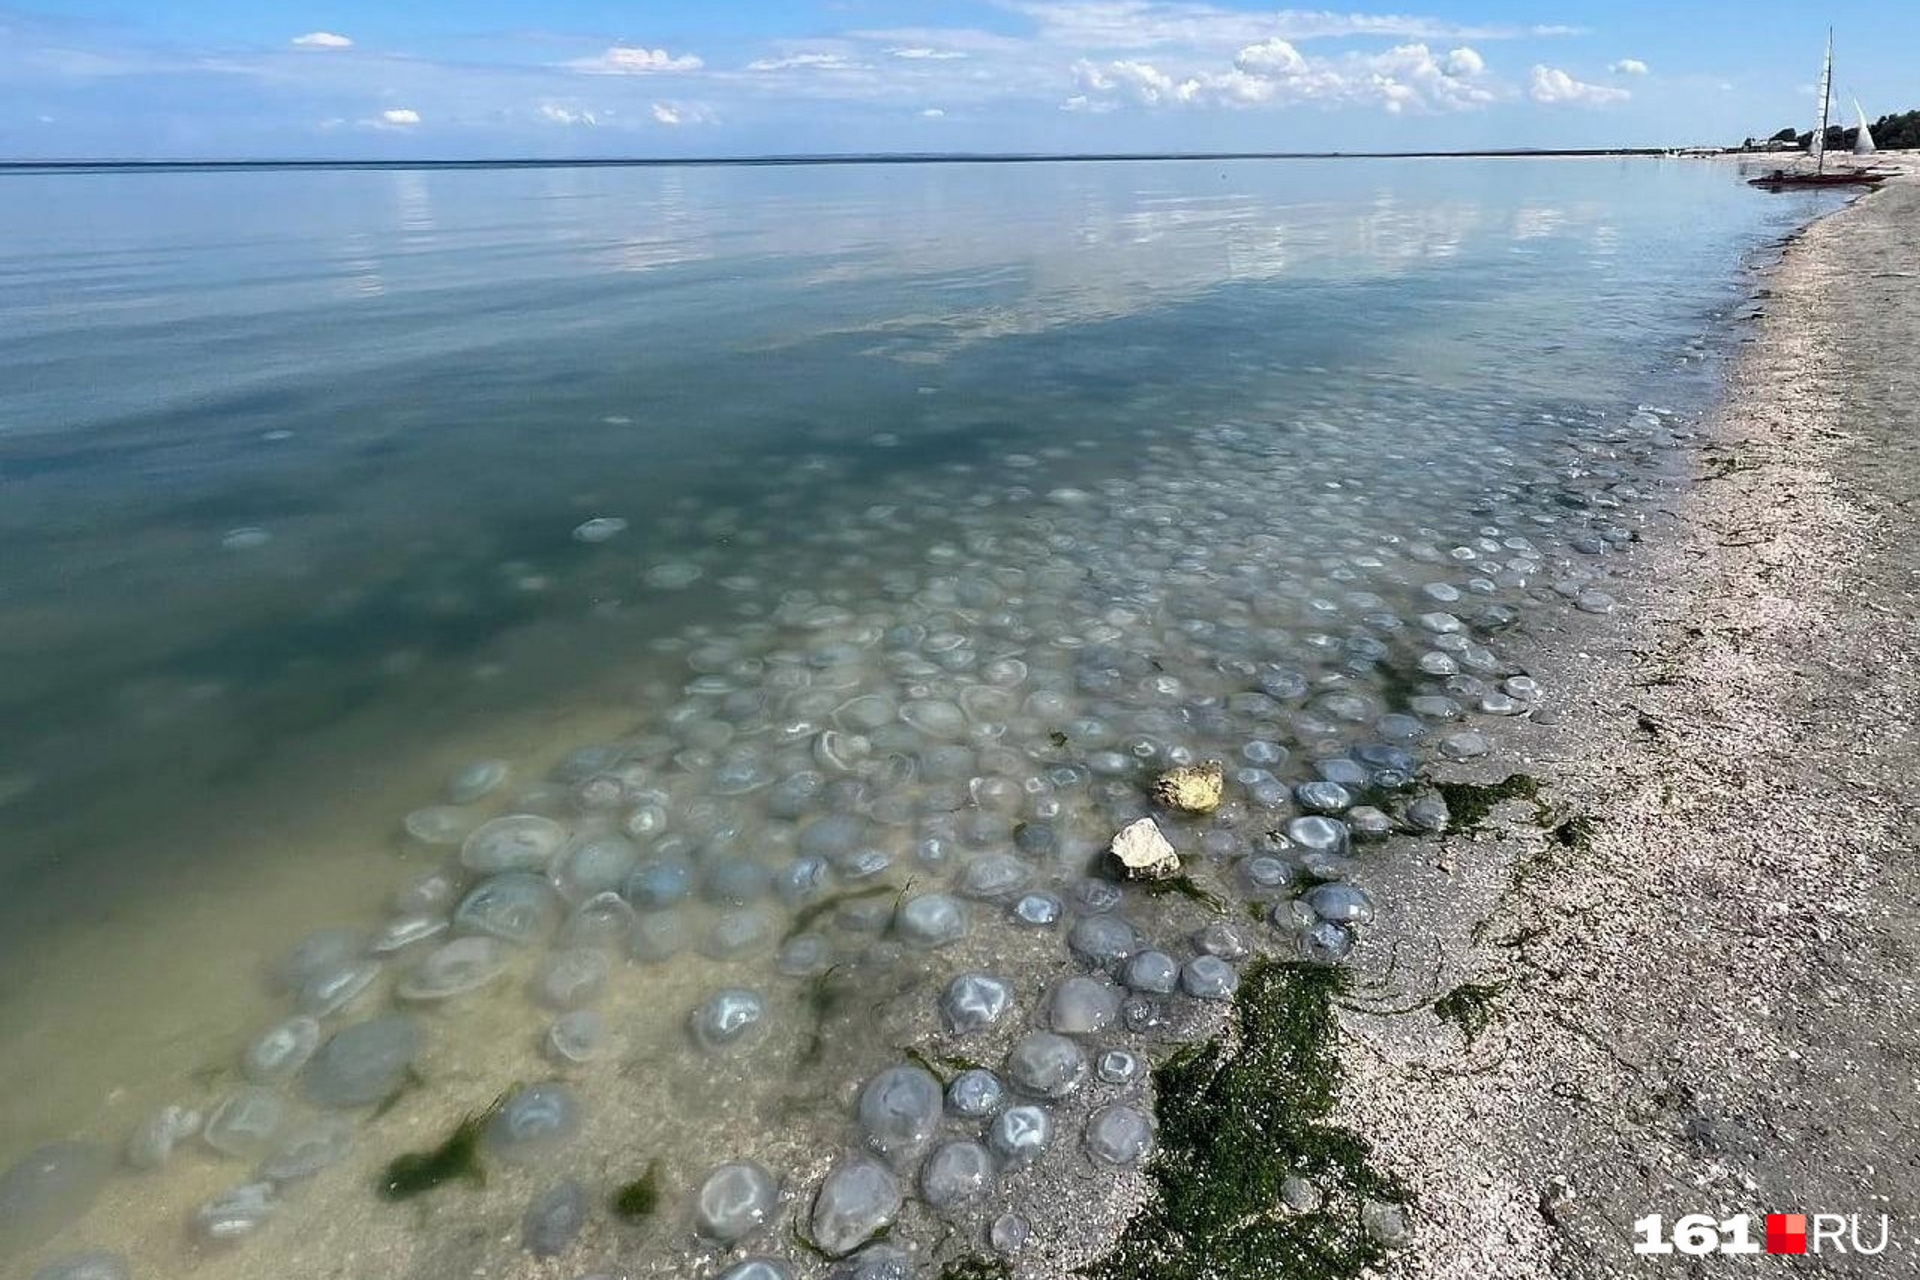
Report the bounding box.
[1813,28,1833,173]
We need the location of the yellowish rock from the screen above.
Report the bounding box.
[1150,761,1224,815]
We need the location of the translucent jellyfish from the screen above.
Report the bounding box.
[1191,921,1251,960]
[809,1155,902,1257]
[126,1105,202,1171]
[523,1178,589,1259]
[776,934,834,978]
[690,988,767,1054]
[202,1087,287,1159]
[30,1251,130,1280]
[693,1161,778,1242]
[1362,1199,1413,1247]
[545,1010,605,1065]
[272,928,367,995]
[454,872,561,946]
[939,972,1013,1034]
[1299,920,1354,965]
[919,1140,993,1211]
[393,869,459,916]
[856,1065,942,1161]
[1285,816,1351,858]
[626,854,695,909]
[986,1104,1053,1165]
[398,936,509,1001]
[552,834,640,903]
[242,1016,322,1083]
[893,893,969,949]
[955,854,1030,901]
[532,948,611,1010]
[630,910,690,963]
[371,914,449,955]
[558,891,636,951]
[1084,1104,1154,1167]
[1010,892,1063,927]
[1305,883,1375,925]
[1405,793,1450,833]
[715,1260,793,1280]
[485,1083,581,1163]
[1096,1048,1142,1085]
[1047,976,1121,1034]
[256,1116,354,1182]
[462,814,568,875]
[1295,781,1353,815]
[990,1211,1030,1255]
[1005,1032,1087,1100]
[404,805,476,846]
[1122,950,1178,996]
[303,1014,423,1108]
[296,957,381,1017]
[900,699,967,740]
[572,517,628,544]
[701,858,772,907]
[447,758,510,804]
[945,1069,1005,1119]
[644,561,704,589]
[0,1142,109,1249]
[191,1182,274,1244]
[1067,914,1140,973]
[773,856,831,909]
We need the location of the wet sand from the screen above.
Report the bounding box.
[1337,155,1920,1275]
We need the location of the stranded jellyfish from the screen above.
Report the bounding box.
[398,936,509,1001]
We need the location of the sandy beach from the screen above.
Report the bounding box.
[1336,155,1920,1277]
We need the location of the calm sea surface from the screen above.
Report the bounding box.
[0,158,1836,1278]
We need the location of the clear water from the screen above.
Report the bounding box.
[0,158,1835,1278]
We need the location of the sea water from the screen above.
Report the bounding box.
[0,157,1839,1279]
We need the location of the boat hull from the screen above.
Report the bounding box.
[1747,172,1888,189]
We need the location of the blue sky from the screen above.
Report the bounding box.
[1,2,1909,158]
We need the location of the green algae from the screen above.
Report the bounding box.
[611,1161,661,1221]
[1431,773,1547,832]
[1080,960,1410,1280]
[1433,981,1505,1043]
[939,1257,1013,1280]
[1138,873,1229,914]
[782,882,899,943]
[379,1092,504,1201]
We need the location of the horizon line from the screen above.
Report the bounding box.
[0,146,1704,175]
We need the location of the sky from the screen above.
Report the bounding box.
[1,1,1910,159]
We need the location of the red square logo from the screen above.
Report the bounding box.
[1767,1214,1808,1254]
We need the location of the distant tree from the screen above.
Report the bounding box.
[1770,126,1798,142]
[1868,109,1920,149]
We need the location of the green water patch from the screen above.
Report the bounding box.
[1081,960,1411,1280]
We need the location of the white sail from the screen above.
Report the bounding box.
[1854,99,1877,155]
[1808,30,1833,170]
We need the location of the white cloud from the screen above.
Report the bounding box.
[292,31,352,49]
[1609,57,1649,75]
[1235,38,1306,76]
[539,102,598,126]
[747,52,868,72]
[1070,39,1496,114]
[379,107,421,125]
[890,47,968,60]
[569,45,704,75]
[921,107,948,118]
[1002,1,1581,49]
[1529,65,1629,105]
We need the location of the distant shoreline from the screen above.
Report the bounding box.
[0,147,1690,175]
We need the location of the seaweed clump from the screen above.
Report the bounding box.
[1432,773,1545,833]
[1433,981,1505,1044]
[1080,960,1410,1280]
[939,1257,1014,1280]
[379,1093,503,1201]
[612,1161,661,1221]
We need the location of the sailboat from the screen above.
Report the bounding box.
[1748,30,1887,188]
[1853,99,1877,155]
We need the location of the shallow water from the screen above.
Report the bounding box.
[0,158,1839,1278]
